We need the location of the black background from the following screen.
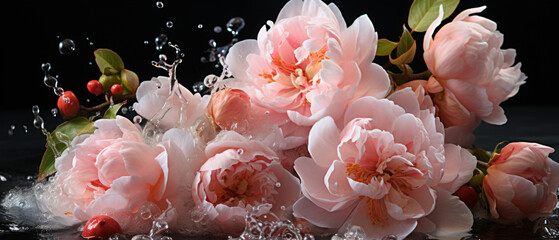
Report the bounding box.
[0,0,555,112]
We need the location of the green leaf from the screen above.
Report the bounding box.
[94,48,124,73]
[38,117,91,180]
[103,101,126,119]
[376,39,398,56]
[408,0,460,32]
[397,26,414,57]
[389,26,417,66]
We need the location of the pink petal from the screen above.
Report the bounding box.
[292,196,356,228]
[308,116,341,168]
[120,141,163,186]
[423,188,473,236]
[225,39,259,82]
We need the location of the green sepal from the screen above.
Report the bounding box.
[408,0,460,32]
[389,26,416,66]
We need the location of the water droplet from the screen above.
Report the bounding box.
[150,219,169,236]
[275,182,281,188]
[144,40,149,45]
[213,26,222,33]
[155,1,164,8]
[264,111,270,115]
[204,74,219,88]
[139,207,152,220]
[33,116,44,129]
[192,81,205,93]
[344,225,365,240]
[89,41,94,46]
[197,24,203,29]
[121,107,128,114]
[0,174,7,182]
[55,87,65,96]
[133,116,143,124]
[131,235,151,240]
[7,129,14,136]
[51,108,58,117]
[58,38,76,55]
[155,34,168,51]
[333,182,339,188]
[226,17,245,36]
[237,148,244,155]
[128,106,134,112]
[209,39,217,48]
[280,205,286,211]
[32,105,40,115]
[165,21,173,28]
[22,125,28,133]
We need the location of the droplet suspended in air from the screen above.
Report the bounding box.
[213,26,222,33]
[165,21,173,28]
[192,81,205,93]
[197,24,203,29]
[154,34,168,51]
[226,17,245,36]
[58,38,76,55]
[51,108,58,117]
[208,39,217,48]
[155,1,164,8]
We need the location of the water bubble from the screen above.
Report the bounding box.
[237,148,244,155]
[0,174,7,182]
[192,81,205,93]
[33,116,45,129]
[51,108,58,117]
[226,17,245,36]
[133,115,143,124]
[275,182,281,188]
[155,34,168,51]
[22,125,28,133]
[203,74,219,88]
[131,235,151,240]
[144,40,149,45]
[55,87,65,96]
[121,107,128,114]
[89,41,94,46]
[213,26,222,33]
[344,225,365,240]
[58,38,76,55]
[32,105,40,115]
[166,21,174,28]
[209,39,217,48]
[264,111,270,115]
[197,24,203,29]
[155,1,164,8]
[200,56,208,63]
[128,106,135,112]
[150,219,169,236]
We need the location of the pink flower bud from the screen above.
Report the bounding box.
[208,88,251,130]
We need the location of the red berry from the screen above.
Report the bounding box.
[81,215,123,239]
[453,185,478,209]
[57,91,80,118]
[111,84,123,96]
[87,80,103,96]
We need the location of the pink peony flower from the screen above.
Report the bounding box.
[292,88,473,239]
[192,131,301,235]
[483,142,559,223]
[423,6,526,131]
[397,79,479,147]
[133,76,210,130]
[208,88,251,130]
[53,116,202,232]
[225,0,390,127]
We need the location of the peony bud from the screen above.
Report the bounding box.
[120,69,139,94]
[208,88,251,130]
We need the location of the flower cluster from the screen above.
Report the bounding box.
[22,0,557,239]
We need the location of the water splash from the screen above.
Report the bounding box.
[226,17,245,37]
[227,204,314,240]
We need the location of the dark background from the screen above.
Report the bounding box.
[0,0,554,111]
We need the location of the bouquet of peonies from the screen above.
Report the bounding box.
[3,0,557,239]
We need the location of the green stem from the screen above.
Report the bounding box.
[80,94,136,113]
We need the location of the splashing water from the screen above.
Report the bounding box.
[226,17,245,37]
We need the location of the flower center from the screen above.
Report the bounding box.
[345,163,413,226]
[259,47,328,90]
[210,166,278,207]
